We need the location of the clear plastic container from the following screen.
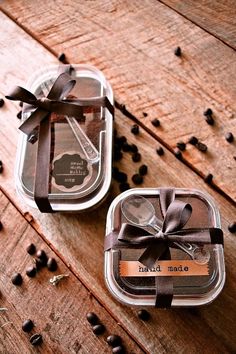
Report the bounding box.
[15,65,113,212]
[105,188,225,307]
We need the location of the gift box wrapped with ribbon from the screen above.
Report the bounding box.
[104,188,225,307]
[6,64,114,212]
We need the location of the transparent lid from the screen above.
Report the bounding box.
[105,188,225,307]
[15,65,113,211]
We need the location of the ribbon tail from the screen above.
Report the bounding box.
[155,246,173,308]
[138,240,167,269]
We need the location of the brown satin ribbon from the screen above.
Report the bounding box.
[104,188,223,308]
[6,65,114,212]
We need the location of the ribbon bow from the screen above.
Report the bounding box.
[104,188,223,307]
[6,65,114,212]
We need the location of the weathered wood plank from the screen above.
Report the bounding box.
[1,0,236,201]
[160,0,236,50]
[0,12,236,353]
[0,191,143,354]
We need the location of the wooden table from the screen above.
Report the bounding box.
[0,1,235,353]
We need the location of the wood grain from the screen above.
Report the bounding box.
[1,0,236,201]
[160,0,236,50]
[0,191,143,354]
[0,11,236,353]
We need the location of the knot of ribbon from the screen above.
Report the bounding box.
[104,188,223,307]
[5,65,114,212]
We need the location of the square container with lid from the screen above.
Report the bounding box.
[14,64,113,212]
[104,188,225,307]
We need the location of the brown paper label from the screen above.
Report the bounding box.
[119,260,209,277]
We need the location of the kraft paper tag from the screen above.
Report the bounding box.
[119,260,209,277]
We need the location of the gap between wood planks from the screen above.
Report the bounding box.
[158,0,236,52]
[0,186,146,354]
[1,6,235,208]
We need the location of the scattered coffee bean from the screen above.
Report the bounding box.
[22,319,34,332]
[34,258,44,271]
[137,309,150,321]
[122,142,131,152]
[205,115,214,125]
[0,98,4,107]
[107,334,122,347]
[112,346,125,354]
[19,101,23,107]
[131,124,139,135]
[26,266,37,278]
[174,149,182,159]
[174,46,182,57]
[86,312,98,325]
[156,146,164,156]
[17,111,22,119]
[114,150,123,161]
[188,136,198,145]
[132,152,141,162]
[0,221,3,231]
[139,164,148,176]
[26,243,36,255]
[132,174,143,185]
[176,141,186,151]
[30,333,43,346]
[11,273,23,286]
[118,136,127,145]
[58,53,66,62]
[225,132,234,143]
[130,144,138,153]
[0,161,3,174]
[143,112,148,117]
[196,142,207,152]
[115,172,127,183]
[119,182,130,192]
[151,118,160,127]
[228,222,236,233]
[36,250,47,261]
[47,258,58,272]
[204,108,213,117]
[92,324,105,335]
[204,173,213,184]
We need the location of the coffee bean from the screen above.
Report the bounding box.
[34,258,44,270]
[0,161,3,173]
[228,222,236,233]
[188,136,198,145]
[47,258,58,272]
[11,273,23,286]
[225,132,234,143]
[119,182,130,192]
[204,108,213,117]
[122,142,131,152]
[0,98,4,107]
[137,309,150,321]
[139,164,148,176]
[107,335,122,347]
[156,146,164,156]
[176,141,186,151]
[132,174,143,185]
[114,150,123,161]
[196,142,207,152]
[17,111,22,119]
[112,346,125,354]
[19,101,23,107]
[174,46,182,57]
[26,243,36,255]
[130,144,138,153]
[26,266,37,278]
[131,124,139,135]
[58,53,66,62]
[86,312,98,325]
[30,333,43,346]
[151,118,160,127]
[143,112,148,117]
[205,115,214,125]
[204,173,213,184]
[174,149,182,159]
[22,319,34,332]
[114,172,127,183]
[92,324,105,335]
[36,250,47,261]
[0,221,3,231]
[132,152,141,162]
